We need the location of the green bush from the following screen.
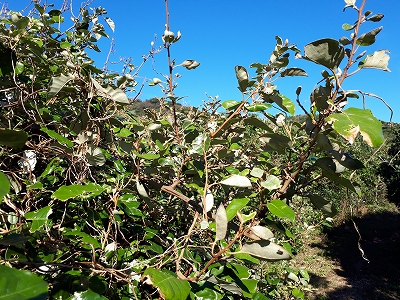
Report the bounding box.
[0,1,390,299]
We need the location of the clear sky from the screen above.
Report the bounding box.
[8,0,400,122]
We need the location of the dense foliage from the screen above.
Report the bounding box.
[0,0,391,299]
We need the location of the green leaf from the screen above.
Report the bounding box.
[68,289,107,300]
[262,94,295,115]
[250,167,264,178]
[267,200,295,221]
[280,94,296,115]
[356,27,382,46]
[304,38,345,69]
[15,61,24,74]
[24,206,52,232]
[308,194,337,217]
[0,129,28,149]
[238,240,291,260]
[65,230,101,248]
[311,85,330,112]
[118,194,143,217]
[48,73,74,98]
[322,170,356,192]
[216,203,228,241]
[261,175,281,191]
[367,14,384,22]
[280,67,308,77]
[342,23,356,31]
[26,182,43,190]
[327,108,384,147]
[292,288,304,299]
[330,150,365,170]
[222,100,240,110]
[226,198,250,221]
[143,268,190,300]
[41,127,74,148]
[243,117,273,132]
[241,279,258,298]
[358,50,390,71]
[260,133,291,153]
[339,36,352,45]
[235,65,249,92]
[0,171,10,202]
[220,175,252,188]
[0,265,48,300]
[246,103,271,112]
[52,183,104,201]
[0,233,28,246]
[132,150,160,160]
[60,41,72,49]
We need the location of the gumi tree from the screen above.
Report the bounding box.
[0,0,389,299]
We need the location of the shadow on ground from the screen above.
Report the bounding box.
[314,211,400,299]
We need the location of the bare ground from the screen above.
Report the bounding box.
[293,205,400,300]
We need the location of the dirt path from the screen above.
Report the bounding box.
[295,209,400,299]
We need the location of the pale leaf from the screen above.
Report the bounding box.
[220,175,252,188]
[215,203,228,241]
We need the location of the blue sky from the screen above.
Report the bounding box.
[8,0,400,122]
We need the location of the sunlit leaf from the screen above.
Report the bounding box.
[91,77,129,104]
[24,206,52,232]
[261,175,281,191]
[220,175,252,188]
[246,103,271,112]
[132,150,160,160]
[41,127,73,148]
[342,23,356,31]
[358,50,390,71]
[51,183,104,201]
[250,167,264,178]
[249,225,274,240]
[143,268,190,300]
[267,200,295,221]
[105,17,115,32]
[118,194,143,217]
[68,290,107,300]
[216,203,228,241]
[226,198,250,221]
[222,100,241,110]
[0,171,10,202]
[204,190,214,213]
[327,108,384,147]
[181,60,200,70]
[238,240,291,260]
